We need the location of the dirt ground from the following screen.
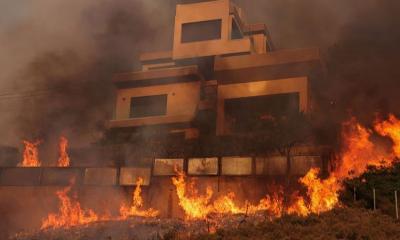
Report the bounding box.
[11,207,400,240]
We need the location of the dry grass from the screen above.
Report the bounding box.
[11,207,400,240]
[195,207,400,240]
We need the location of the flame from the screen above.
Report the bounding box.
[289,168,340,216]
[38,114,400,228]
[119,177,159,218]
[57,136,70,167]
[19,140,41,167]
[41,180,104,229]
[172,170,284,219]
[287,194,310,217]
[288,115,400,217]
[42,177,158,230]
[374,114,400,158]
[334,117,394,179]
[172,171,213,219]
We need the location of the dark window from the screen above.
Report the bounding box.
[181,19,222,43]
[224,93,300,132]
[231,19,243,39]
[130,95,167,118]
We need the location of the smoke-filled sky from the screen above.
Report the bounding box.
[0,0,399,147]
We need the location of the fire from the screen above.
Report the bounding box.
[41,180,104,229]
[172,170,284,219]
[289,168,340,216]
[119,177,159,218]
[333,114,400,180]
[57,136,70,167]
[19,140,41,167]
[42,177,158,230]
[374,114,400,158]
[172,171,213,219]
[37,114,400,229]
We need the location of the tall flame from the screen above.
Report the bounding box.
[57,136,70,167]
[334,118,393,179]
[288,168,340,216]
[19,140,41,167]
[171,112,400,220]
[172,171,213,219]
[41,180,104,229]
[119,177,159,218]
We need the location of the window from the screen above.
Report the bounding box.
[231,19,243,40]
[188,157,218,175]
[130,95,167,118]
[181,19,222,43]
[153,158,184,176]
[224,93,300,132]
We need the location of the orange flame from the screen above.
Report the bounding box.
[172,171,213,219]
[41,180,105,229]
[172,170,284,219]
[374,114,400,158]
[57,136,70,167]
[335,116,397,179]
[289,168,340,216]
[19,140,41,167]
[119,177,159,218]
[287,114,400,217]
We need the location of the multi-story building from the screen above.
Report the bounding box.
[107,0,328,176]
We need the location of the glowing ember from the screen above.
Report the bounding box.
[41,180,104,229]
[119,177,159,218]
[19,140,41,167]
[57,136,70,167]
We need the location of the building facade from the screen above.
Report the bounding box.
[106,0,328,176]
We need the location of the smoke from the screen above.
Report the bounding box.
[1,0,400,148]
[0,0,175,149]
[236,0,400,124]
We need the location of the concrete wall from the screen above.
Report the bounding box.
[173,0,251,59]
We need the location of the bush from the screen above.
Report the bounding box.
[340,161,400,217]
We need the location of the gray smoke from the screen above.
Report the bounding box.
[0,0,399,147]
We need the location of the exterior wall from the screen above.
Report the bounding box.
[173,0,250,59]
[114,81,200,124]
[216,77,309,135]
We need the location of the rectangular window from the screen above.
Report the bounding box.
[181,19,222,43]
[153,158,184,176]
[188,157,218,175]
[130,95,167,118]
[221,157,252,175]
[231,19,243,40]
[224,93,300,133]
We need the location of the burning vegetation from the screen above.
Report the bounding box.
[17,114,400,235]
[119,177,159,219]
[41,179,103,229]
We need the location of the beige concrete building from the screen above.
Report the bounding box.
[108,0,327,174]
[110,0,321,136]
